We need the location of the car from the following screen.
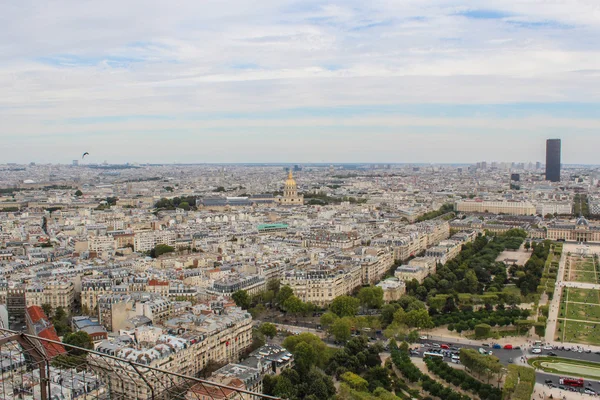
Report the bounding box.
[585,389,596,395]
[585,349,592,353]
[543,345,553,350]
[492,344,502,349]
[488,351,493,356]
[450,346,459,351]
[558,386,565,390]
[565,347,571,351]
[503,344,513,350]
[478,348,487,354]
[482,343,490,347]
[578,348,584,353]
[531,348,542,354]
[419,336,428,340]
[545,379,553,384]
[514,346,521,350]
[508,358,513,363]
[432,343,441,348]
[440,344,450,349]
[548,352,557,356]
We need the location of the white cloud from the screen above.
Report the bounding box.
[1,0,600,163]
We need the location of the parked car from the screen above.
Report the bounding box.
[440,344,450,349]
[419,335,428,340]
[531,348,542,354]
[508,358,513,363]
[488,351,493,356]
[482,343,490,347]
[478,348,487,354]
[585,389,596,395]
[503,344,513,350]
[548,352,557,356]
[544,379,553,384]
[492,344,501,349]
[514,346,521,350]
[432,343,441,348]
[543,345,553,350]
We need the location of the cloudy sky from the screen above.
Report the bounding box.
[1,0,599,164]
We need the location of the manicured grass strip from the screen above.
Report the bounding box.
[562,320,600,346]
[529,357,600,380]
[566,303,600,322]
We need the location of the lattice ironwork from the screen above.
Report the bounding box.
[0,328,279,400]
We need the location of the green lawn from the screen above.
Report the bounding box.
[563,288,600,305]
[559,320,600,346]
[566,303,600,322]
[570,270,598,284]
[529,357,600,380]
[573,258,597,272]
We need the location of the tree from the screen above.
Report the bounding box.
[404,309,434,329]
[407,330,420,343]
[474,324,491,339]
[151,244,175,258]
[357,286,384,309]
[331,317,352,342]
[283,296,305,315]
[276,285,294,305]
[283,333,330,369]
[524,241,531,251]
[330,295,360,317]
[41,303,53,318]
[320,312,338,331]
[294,342,317,375]
[267,279,280,295]
[232,290,251,310]
[178,201,190,211]
[63,331,94,356]
[74,190,83,197]
[259,323,277,339]
[340,372,368,392]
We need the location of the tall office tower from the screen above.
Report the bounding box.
[545,139,561,182]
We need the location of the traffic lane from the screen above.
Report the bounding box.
[421,339,520,365]
[536,371,600,395]
[533,348,600,363]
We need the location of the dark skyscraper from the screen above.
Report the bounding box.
[545,139,561,182]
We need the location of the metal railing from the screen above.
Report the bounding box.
[0,328,280,400]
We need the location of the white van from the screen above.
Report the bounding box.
[451,355,460,364]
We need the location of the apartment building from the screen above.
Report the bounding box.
[43,280,75,311]
[90,304,253,400]
[133,230,176,252]
[394,265,428,283]
[455,200,536,216]
[360,249,394,285]
[280,265,362,306]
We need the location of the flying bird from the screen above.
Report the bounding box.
[82,152,90,159]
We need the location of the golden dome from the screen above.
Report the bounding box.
[285,170,297,186]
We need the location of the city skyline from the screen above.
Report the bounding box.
[2,1,600,163]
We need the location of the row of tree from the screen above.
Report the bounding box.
[390,342,470,400]
[458,348,503,384]
[424,357,502,400]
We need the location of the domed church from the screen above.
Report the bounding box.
[277,170,304,206]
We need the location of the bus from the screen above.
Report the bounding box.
[423,352,444,360]
[559,377,584,387]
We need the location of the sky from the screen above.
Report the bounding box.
[1,0,600,164]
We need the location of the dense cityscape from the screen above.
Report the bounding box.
[3,0,600,399]
[0,138,600,399]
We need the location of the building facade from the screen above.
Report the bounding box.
[546,138,561,182]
